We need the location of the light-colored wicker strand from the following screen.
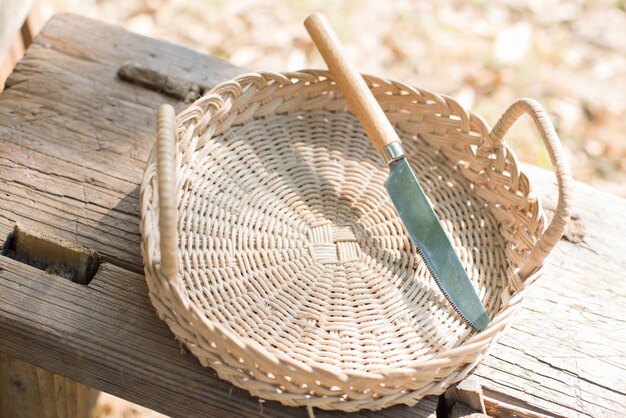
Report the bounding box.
[156,104,178,283]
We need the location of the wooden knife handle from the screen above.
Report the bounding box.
[304,13,401,155]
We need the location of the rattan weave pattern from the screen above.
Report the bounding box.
[140,70,572,412]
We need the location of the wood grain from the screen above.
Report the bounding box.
[444,378,486,415]
[0,13,244,273]
[474,164,626,417]
[0,256,437,418]
[0,352,99,418]
[0,12,624,418]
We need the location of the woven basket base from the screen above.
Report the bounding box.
[176,108,506,373]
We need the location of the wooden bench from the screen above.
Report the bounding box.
[0,14,624,417]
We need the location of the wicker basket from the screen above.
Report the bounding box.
[140,70,572,413]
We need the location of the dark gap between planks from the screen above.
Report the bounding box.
[1,223,100,285]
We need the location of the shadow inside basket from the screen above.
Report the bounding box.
[174,107,509,373]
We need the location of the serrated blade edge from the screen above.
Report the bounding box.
[384,158,490,331]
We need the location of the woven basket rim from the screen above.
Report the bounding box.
[158,265,533,373]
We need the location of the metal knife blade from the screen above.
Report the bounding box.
[385,158,490,331]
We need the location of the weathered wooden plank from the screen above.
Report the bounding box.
[0,255,437,417]
[0,13,245,271]
[0,352,99,418]
[0,139,143,271]
[443,378,486,415]
[471,165,626,417]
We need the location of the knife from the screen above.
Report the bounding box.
[304,13,490,331]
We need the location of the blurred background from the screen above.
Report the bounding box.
[2,0,623,198]
[0,0,624,416]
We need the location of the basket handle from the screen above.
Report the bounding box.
[156,104,178,283]
[489,98,573,279]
